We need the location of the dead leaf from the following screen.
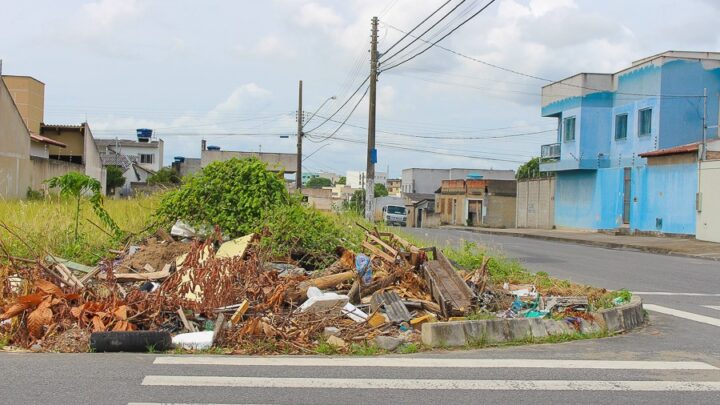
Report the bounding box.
[0,302,32,320]
[113,305,128,321]
[17,293,45,306]
[35,280,64,298]
[112,321,136,331]
[70,304,85,319]
[27,300,53,338]
[91,316,105,332]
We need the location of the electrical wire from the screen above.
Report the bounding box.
[304,76,369,133]
[307,85,370,143]
[381,0,454,56]
[380,0,498,72]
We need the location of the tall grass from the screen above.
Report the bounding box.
[0,195,160,265]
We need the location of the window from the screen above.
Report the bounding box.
[140,154,154,164]
[615,113,628,140]
[563,116,576,142]
[639,108,652,136]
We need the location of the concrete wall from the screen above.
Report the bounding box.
[0,79,32,198]
[555,169,624,230]
[697,159,720,242]
[29,157,84,192]
[401,168,515,194]
[201,150,297,173]
[633,154,697,234]
[83,125,106,194]
[2,76,44,134]
[517,178,555,229]
[485,195,516,228]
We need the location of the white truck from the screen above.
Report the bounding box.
[382,205,407,227]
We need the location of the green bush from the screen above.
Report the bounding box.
[155,158,289,236]
[259,202,356,268]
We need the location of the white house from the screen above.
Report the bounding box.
[96,133,164,196]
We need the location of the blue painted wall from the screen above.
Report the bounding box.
[555,169,624,230]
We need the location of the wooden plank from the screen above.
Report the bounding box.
[99,264,171,281]
[212,313,225,345]
[230,300,250,325]
[365,233,399,257]
[423,249,476,317]
[362,241,395,263]
[177,307,196,332]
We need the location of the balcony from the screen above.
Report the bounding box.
[541,143,561,159]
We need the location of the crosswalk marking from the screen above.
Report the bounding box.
[142,376,720,391]
[632,292,720,297]
[153,356,718,370]
[644,304,720,327]
[703,305,720,311]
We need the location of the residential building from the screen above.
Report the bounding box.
[435,179,517,228]
[346,170,387,189]
[401,168,515,194]
[0,75,105,198]
[404,193,438,228]
[697,140,720,242]
[200,142,297,174]
[171,157,201,179]
[96,133,164,196]
[539,51,720,235]
[386,178,402,196]
[301,172,320,185]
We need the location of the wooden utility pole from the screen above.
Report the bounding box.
[296,80,303,191]
[365,16,379,221]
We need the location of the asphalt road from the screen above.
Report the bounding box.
[1,228,719,405]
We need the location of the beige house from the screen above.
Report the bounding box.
[0,75,105,198]
[436,179,517,228]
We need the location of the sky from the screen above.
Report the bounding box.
[2,0,719,177]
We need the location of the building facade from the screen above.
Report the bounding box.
[436,179,517,228]
[401,168,515,194]
[540,51,720,235]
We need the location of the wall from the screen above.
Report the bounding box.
[30,157,85,191]
[201,150,297,173]
[485,195,516,228]
[2,76,44,134]
[83,125,106,195]
[554,169,624,230]
[697,159,720,242]
[632,153,697,235]
[516,178,555,229]
[0,79,32,198]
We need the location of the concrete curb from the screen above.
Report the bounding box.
[421,296,644,347]
[442,226,720,261]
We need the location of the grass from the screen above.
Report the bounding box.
[398,343,421,354]
[315,340,339,355]
[463,330,611,350]
[0,194,161,265]
[349,343,381,356]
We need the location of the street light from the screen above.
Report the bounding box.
[303,95,336,128]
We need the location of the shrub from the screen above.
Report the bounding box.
[155,158,289,237]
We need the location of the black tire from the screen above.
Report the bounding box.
[90,331,172,352]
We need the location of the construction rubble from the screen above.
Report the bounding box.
[0,225,612,354]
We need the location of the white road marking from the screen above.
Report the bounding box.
[153,356,717,370]
[142,376,720,391]
[703,305,720,311]
[633,292,720,297]
[644,304,720,327]
[129,404,274,405]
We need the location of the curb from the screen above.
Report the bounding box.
[421,297,644,347]
[442,227,720,262]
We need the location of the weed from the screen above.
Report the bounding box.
[465,311,497,321]
[349,343,380,356]
[398,343,420,354]
[146,344,156,353]
[594,289,633,310]
[315,341,338,355]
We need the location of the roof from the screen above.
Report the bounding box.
[639,143,700,158]
[41,123,85,133]
[29,133,66,147]
[404,193,435,203]
[0,75,45,85]
[95,138,161,148]
[100,153,132,170]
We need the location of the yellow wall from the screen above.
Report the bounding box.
[42,128,85,158]
[2,76,44,134]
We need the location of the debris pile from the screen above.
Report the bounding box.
[0,223,615,354]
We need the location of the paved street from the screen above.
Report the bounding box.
[2,228,720,405]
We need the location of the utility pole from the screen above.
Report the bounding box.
[365,16,379,221]
[296,80,303,191]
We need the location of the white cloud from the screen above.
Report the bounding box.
[81,0,143,35]
[296,2,343,29]
[210,83,273,117]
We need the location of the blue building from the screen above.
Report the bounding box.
[540,51,720,235]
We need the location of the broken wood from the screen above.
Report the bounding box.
[365,233,399,257]
[285,271,355,302]
[470,256,490,293]
[230,300,249,325]
[155,228,174,243]
[361,241,396,263]
[99,264,171,281]
[177,307,196,332]
[212,313,225,345]
[423,248,476,317]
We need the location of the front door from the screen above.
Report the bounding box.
[622,168,631,225]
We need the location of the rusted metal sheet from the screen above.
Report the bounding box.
[422,249,476,317]
[370,290,411,322]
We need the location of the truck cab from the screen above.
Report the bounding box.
[382,205,407,227]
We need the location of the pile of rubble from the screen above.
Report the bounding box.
[0,224,611,354]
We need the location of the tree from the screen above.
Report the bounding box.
[46,172,121,241]
[337,176,346,185]
[305,177,332,189]
[155,158,289,236]
[105,165,125,195]
[516,157,544,180]
[148,167,180,185]
[344,189,365,214]
[374,183,389,197]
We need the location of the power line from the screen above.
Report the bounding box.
[304,76,369,133]
[380,22,706,99]
[307,85,370,143]
[380,0,498,72]
[381,0,467,65]
[381,0,454,56]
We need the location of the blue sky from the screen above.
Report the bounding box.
[2,0,719,177]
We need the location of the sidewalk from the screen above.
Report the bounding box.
[441,226,720,261]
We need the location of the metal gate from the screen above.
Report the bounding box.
[623,168,631,224]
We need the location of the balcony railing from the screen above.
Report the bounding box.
[541,143,561,159]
